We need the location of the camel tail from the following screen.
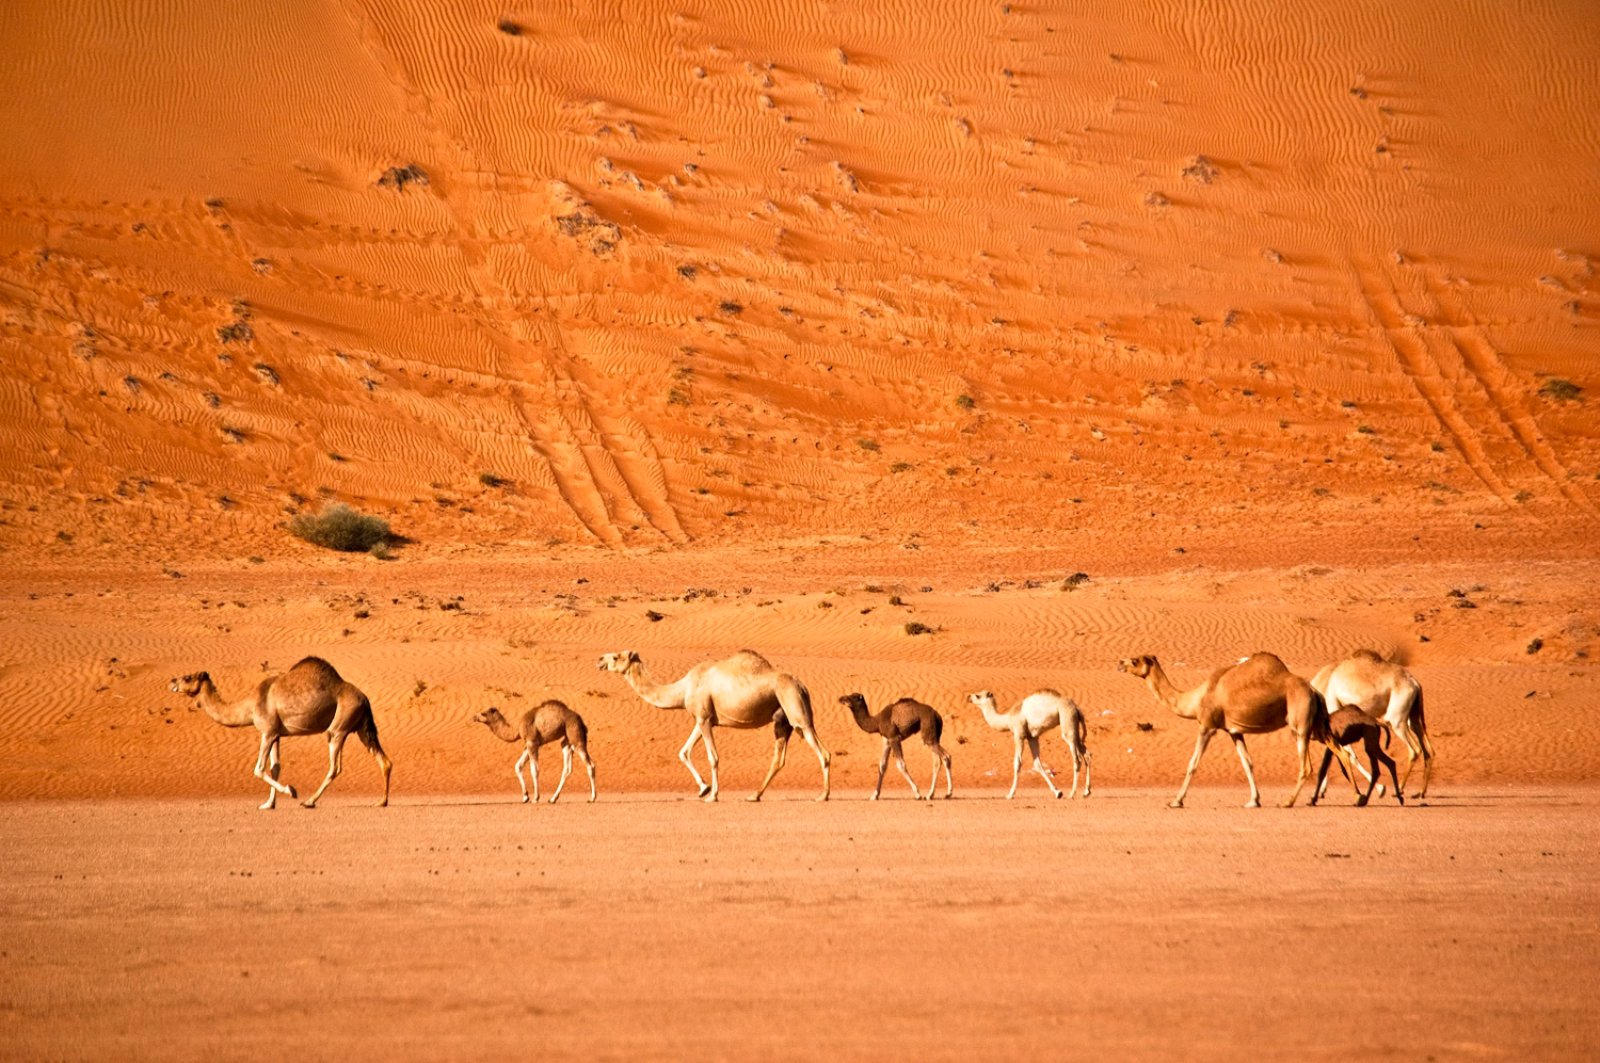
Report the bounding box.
[1059,700,1085,750]
[572,714,590,749]
[1075,710,1088,755]
[355,699,387,757]
[1309,687,1331,744]
[1412,685,1433,757]
[926,708,944,746]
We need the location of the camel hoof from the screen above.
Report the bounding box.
[301,800,317,810]
[285,785,299,799]
[521,795,530,804]
[548,796,560,804]
[258,800,276,811]
[696,784,711,798]
[1054,791,1064,800]
[868,793,879,802]
[1168,800,1185,809]
[376,800,388,808]
[702,793,718,803]
[815,793,829,803]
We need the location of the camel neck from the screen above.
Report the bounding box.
[976,703,1010,730]
[624,662,682,709]
[483,716,522,743]
[846,703,877,734]
[1146,664,1194,719]
[197,678,254,727]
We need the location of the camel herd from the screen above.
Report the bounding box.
[168,647,1434,810]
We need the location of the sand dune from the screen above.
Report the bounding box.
[1,0,1596,566]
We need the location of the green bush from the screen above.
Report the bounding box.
[290,503,390,553]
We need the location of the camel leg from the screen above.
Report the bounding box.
[748,735,789,803]
[1082,750,1092,798]
[941,747,954,798]
[1007,735,1024,799]
[549,743,574,804]
[259,742,282,810]
[699,724,721,802]
[1311,748,1333,806]
[799,726,831,802]
[579,742,598,800]
[926,744,948,799]
[870,741,890,800]
[1028,735,1063,799]
[253,732,297,800]
[1068,747,1081,799]
[677,721,710,797]
[513,748,531,803]
[1171,729,1214,808]
[1376,746,1403,806]
[303,731,350,808]
[891,741,922,799]
[355,720,392,808]
[1395,721,1428,800]
[1279,731,1315,809]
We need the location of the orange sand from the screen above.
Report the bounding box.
[2,1,1598,1058]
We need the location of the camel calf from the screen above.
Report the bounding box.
[1311,708,1402,807]
[473,703,597,803]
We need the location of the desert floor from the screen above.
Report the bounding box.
[3,789,1597,1061]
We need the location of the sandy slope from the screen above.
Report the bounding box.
[3,792,1597,1061]
[1,0,1597,566]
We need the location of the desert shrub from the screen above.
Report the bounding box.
[955,393,976,410]
[290,503,390,553]
[496,18,521,35]
[857,438,879,451]
[479,471,508,487]
[1540,378,1581,401]
[890,461,913,473]
[904,621,934,636]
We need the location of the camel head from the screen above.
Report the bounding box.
[471,707,506,728]
[1117,655,1157,678]
[838,692,869,714]
[967,690,997,711]
[168,672,210,696]
[596,650,640,673]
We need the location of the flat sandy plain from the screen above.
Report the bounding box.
[3,789,1597,1061]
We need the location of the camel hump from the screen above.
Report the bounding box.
[723,649,775,673]
[288,656,343,682]
[1349,647,1386,662]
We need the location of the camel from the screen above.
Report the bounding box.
[1312,649,1434,799]
[472,702,596,804]
[967,690,1091,799]
[1310,708,1402,807]
[169,657,392,809]
[596,649,830,802]
[839,693,953,800]
[1117,652,1326,808]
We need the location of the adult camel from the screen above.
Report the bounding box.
[597,650,830,802]
[169,657,392,809]
[1312,650,1434,799]
[1117,652,1326,808]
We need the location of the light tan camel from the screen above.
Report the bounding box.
[597,650,831,802]
[1310,708,1402,807]
[1312,649,1434,799]
[968,690,1091,799]
[839,693,953,800]
[169,656,392,809]
[1117,652,1325,808]
[473,703,596,804]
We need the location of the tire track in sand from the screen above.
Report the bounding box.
[1351,258,1514,502]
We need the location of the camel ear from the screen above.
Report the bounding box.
[625,650,639,664]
